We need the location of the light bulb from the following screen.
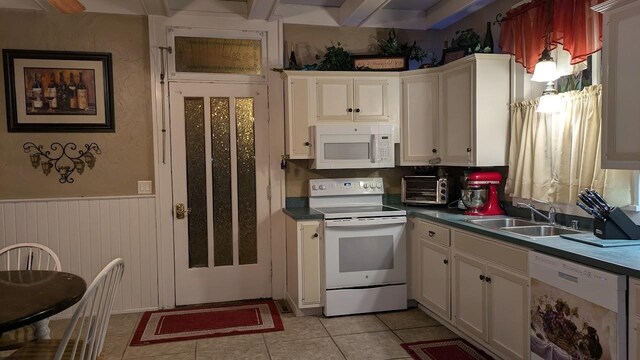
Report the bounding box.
[531,48,560,82]
[536,81,563,113]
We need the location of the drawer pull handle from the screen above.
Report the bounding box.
[428,231,435,237]
[443,259,448,265]
[479,275,485,281]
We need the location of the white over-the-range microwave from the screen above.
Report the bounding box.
[311,124,394,169]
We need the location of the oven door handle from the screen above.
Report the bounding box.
[324,217,407,227]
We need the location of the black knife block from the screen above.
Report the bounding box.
[593,208,640,240]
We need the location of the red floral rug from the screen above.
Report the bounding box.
[401,338,494,360]
[130,300,284,345]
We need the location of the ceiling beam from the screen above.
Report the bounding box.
[0,0,46,11]
[338,0,390,27]
[247,0,279,20]
[424,0,496,29]
[139,0,169,15]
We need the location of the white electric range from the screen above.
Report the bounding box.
[309,177,407,317]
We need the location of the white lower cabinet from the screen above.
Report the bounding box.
[485,263,529,360]
[285,216,322,313]
[410,219,451,321]
[629,277,640,359]
[453,252,487,338]
[453,230,529,360]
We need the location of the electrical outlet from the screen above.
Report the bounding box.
[138,181,152,195]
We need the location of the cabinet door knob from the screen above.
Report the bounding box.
[466,147,472,152]
[432,149,437,153]
[428,230,435,237]
[304,142,310,146]
[355,108,361,113]
[479,275,485,281]
[443,259,449,265]
[347,108,353,112]
[312,233,319,238]
[485,276,492,283]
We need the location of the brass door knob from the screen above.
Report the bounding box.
[175,203,191,219]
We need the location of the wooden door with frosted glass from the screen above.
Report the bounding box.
[170,82,271,305]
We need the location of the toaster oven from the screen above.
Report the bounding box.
[401,176,449,205]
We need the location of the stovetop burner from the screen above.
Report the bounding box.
[313,205,406,219]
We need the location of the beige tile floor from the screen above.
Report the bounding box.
[6,307,458,360]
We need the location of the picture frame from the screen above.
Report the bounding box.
[440,48,466,65]
[3,49,114,132]
[352,55,408,71]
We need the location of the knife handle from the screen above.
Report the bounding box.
[589,190,611,212]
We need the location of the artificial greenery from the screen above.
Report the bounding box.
[316,42,354,71]
[451,28,481,53]
[377,29,427,63]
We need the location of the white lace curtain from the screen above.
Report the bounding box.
[505,84,633,206]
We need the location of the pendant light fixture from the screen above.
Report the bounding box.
[531,0,559,82]
[534,0,561,113]
[536,81,562,113]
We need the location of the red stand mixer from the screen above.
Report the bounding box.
[462,171,505,216]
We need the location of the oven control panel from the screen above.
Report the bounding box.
[309,178,384,196]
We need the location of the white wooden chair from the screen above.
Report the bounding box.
[0,243,62,343]
[8,258,125,360]
[0,243,61,271]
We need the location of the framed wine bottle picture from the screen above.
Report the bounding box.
[2,49,114,132]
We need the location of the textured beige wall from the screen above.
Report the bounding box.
[285,160,414,197]
[284,24,443,69]
[0,10,153,199]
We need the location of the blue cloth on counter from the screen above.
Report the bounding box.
[560,233,640,247]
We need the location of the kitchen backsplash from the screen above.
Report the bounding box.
[285,159,414,197]
[284,161,510,199]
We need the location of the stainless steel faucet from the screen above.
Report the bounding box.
[516,202,556,225]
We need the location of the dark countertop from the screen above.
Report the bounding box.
[284,204,640,278]
[283,206,324,220]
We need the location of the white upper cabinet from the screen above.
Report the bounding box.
[283,56,509,163]
[595,0,640,169]
[283,71,400,160]
[316,77,394,122]
[284,75,315,159]
[439,61,474,166]
[353,79,389,121]
[399,54,511,167]
[439,54,511,167]
[399,72,439,166]
[316,78,354,121]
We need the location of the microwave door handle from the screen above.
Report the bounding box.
[371,135,378,163]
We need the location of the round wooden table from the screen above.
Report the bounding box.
[0,270,87,335]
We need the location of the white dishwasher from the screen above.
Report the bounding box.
[529,252,626,360]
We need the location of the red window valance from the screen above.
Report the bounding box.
[499,0,604,74]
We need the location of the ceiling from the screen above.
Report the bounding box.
[0,0,497,30]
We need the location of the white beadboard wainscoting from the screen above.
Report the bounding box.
[0,195,159,318]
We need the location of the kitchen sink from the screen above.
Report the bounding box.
[466,217,584,238]
[501,225,582,238]
[466,218,537,229]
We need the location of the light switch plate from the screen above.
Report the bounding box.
[138,180,152,195]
